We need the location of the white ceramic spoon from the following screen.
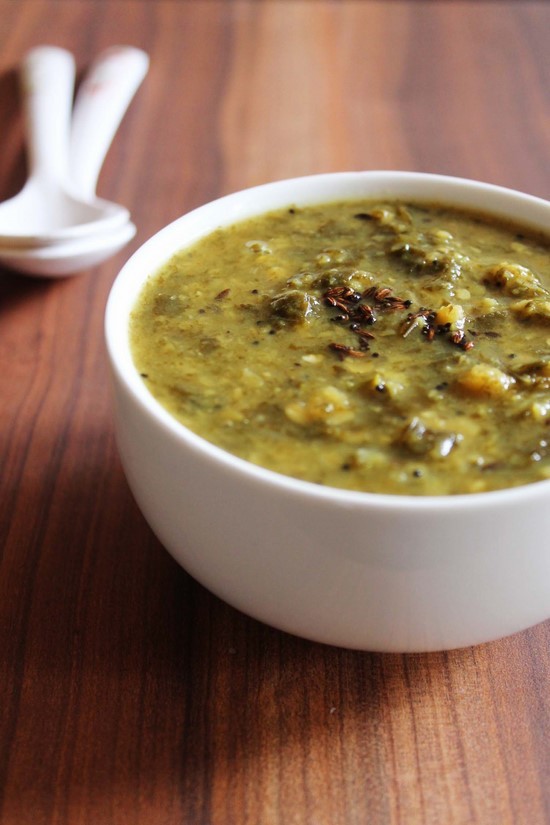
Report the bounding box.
[0,46,129,248]
[0,46,149,276]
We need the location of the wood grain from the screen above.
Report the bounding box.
[0,2,549,823]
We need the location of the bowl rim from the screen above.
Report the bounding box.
[105,169,550,513]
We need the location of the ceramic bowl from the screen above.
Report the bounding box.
[105,171,550,652]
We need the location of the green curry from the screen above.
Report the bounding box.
[130,200,550,495]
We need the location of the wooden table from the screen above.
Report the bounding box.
[1,2,549,823]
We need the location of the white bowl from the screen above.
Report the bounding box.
[105,171,550,652]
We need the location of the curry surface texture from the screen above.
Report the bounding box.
[130,200,550,495]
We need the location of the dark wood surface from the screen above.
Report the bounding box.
[1,2,550,823]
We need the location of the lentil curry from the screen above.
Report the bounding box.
[130,200,550,495]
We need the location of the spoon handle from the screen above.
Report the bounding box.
[69,47,149,198]
[21,47,75,184]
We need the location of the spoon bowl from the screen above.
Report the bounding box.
[0,220,136,277]
[0,177,129,248]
